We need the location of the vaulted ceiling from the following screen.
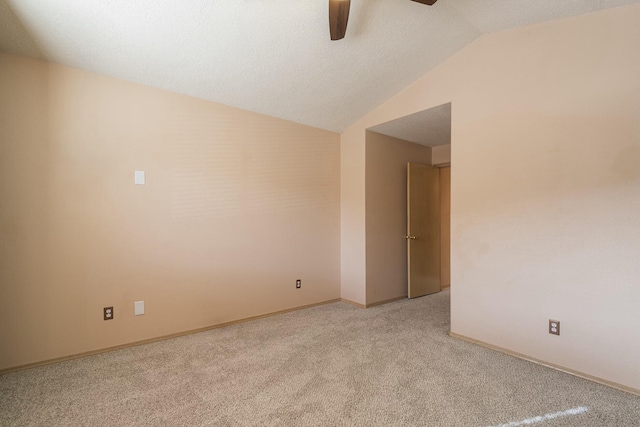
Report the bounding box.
[1,0,638,132]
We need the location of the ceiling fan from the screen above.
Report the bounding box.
[329,0,438,40]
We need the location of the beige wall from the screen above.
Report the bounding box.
[365,132,431,305]
[341,5,640,390]
[340,125,367,304]
[431,144,451,166]
[0,53,341,370]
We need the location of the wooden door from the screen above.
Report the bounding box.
[406,162,440,298]
[440,166,451,288]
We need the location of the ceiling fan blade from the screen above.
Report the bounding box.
[411,0,438,5]
[329,0,350,41]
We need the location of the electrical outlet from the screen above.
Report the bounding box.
[549,319,560,335]
[104,306,114,321]
[296,279,301,289]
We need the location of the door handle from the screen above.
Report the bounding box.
[405,235,416,240]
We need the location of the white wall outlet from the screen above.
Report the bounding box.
[134,171,145,185]
[134,300,145,316]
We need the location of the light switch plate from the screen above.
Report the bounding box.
[134,300,145,316]
[134,171,145,185]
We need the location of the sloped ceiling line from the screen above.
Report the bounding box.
[1,0,638,132]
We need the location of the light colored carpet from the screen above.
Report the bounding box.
[1,289,639,426]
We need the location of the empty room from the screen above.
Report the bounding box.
[1,0,639,426]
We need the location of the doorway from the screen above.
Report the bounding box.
[439,165,451,289]
[406,162,441,298]
[364,102,452,305]
[406,162,451,298]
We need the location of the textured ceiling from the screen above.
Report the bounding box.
[1,0,638,132]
